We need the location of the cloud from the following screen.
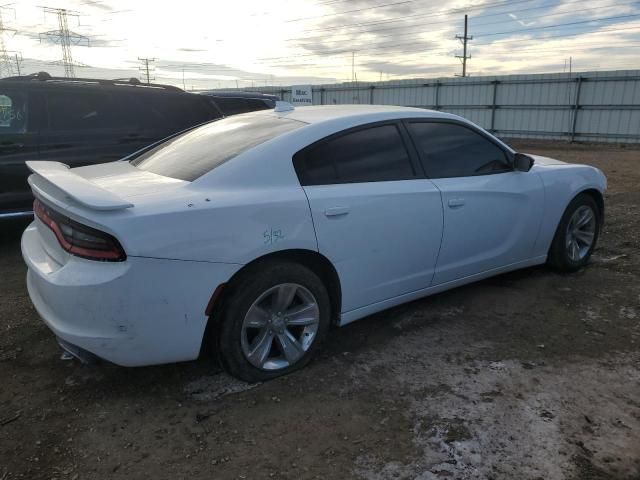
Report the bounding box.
[5,0,639,88]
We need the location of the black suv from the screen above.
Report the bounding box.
[0,73,276,218]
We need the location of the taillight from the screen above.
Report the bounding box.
[33,199,126,262]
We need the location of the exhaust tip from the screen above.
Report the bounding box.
[57,338,101,365]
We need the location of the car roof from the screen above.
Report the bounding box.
[270,104,455,125]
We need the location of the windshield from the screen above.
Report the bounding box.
[130,114,304,181]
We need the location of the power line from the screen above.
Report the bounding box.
[286,0,417,23]
[289,0,640,48]
[259,24,640,70]
[474,12,640,38]
[259,13,640,62]
[287,0,535,36]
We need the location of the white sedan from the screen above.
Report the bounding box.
[21,104,606,381]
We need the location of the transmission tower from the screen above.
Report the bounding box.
[0,4,16,77]
[138,57,156,84]
[39,7,89,78]
[455,14,473,77]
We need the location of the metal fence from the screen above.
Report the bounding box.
[249,70,640,144]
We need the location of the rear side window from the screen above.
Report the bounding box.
[211,97,249,116]
[294,124,416,185]
[138,93,220,130]
[131,114,303,181]
[0,91,27,133]
[407,122,511,178]
[46,90,136,131]
[211,97,272,116]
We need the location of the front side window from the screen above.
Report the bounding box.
[295,124,416,185]
[0,92,27,133]
[131,114,304,181]
[407,122,511,178]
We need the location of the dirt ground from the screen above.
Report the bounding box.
[1,140,639,480]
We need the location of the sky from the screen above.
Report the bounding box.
[2,0,639,90]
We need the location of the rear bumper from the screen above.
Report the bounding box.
[22,222,241,367]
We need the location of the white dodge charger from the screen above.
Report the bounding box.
[21,104,606,381]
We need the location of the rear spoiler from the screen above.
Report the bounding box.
[26,161,134,211]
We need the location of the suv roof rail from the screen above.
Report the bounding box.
[1,72,184,92]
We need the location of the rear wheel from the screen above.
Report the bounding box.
[548,193,600,272]
[216,261,331,382]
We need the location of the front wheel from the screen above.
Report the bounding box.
[548,193,601,272]
[216,261,331,382]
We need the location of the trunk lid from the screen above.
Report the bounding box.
[27,160,188,265]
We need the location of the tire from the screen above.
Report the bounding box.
[216,261,331,382]
[548,193,601,272]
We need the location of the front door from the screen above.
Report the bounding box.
[405,120,545,285]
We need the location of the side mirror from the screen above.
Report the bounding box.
[514,153,534,172]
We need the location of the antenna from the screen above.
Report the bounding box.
[39,7,89,78]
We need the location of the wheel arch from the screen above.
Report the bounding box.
[577,187,604,223]
[199,248,342,357]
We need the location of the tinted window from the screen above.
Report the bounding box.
[46,90,139,131]
[131,114,303,181]
[138,93,219,130]
[213,97,253,116]
[296,124,415,185]
[246,98,271,110]
[408,122,511,178]
[0,91,27,133]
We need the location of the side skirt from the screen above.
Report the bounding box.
[338,255,547,326]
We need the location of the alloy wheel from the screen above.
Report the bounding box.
[240,283,320,371]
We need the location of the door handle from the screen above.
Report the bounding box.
[324,206,350,217]
[448,198,465,208]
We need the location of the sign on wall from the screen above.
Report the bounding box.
[291,85,313,106]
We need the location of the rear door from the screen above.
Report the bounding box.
[0,87,42,214]
[295,122,444,313]
[406,120,545,285]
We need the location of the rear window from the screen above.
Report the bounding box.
[130,114,304,181]
[136,93,221,131]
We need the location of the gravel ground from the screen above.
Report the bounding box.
[1,140,639,480]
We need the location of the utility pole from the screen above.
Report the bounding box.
[351,51,355,83]
[455,14,473,77]
[0,5,15,77]
[138,57,156,84]
[13,52,20,75]
[182,67,185,90]
[40,7,88,78]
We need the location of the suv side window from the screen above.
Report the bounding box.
[46,90,131,131]
[0,91,28,133]
[213,97,251,116]
[295,123,416,185]
[140,94,219,131]
[407,121,511,178]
